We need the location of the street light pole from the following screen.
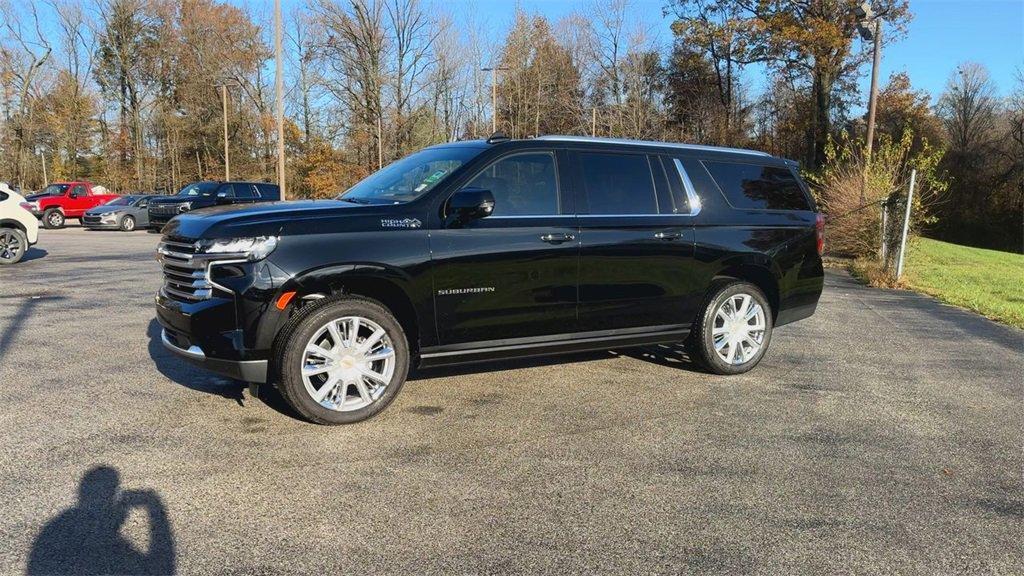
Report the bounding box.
[274,0,286,200]
[481,66,508,134]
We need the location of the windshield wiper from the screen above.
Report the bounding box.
[338,197,374,204]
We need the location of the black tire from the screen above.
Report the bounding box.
[276,296,410,425]
[688,281,773,375]
[0,228,27,265]
[120,215,136,232]
[42,209,65,229]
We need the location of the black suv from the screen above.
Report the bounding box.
[155,136,824,424]
[147,181,280,231]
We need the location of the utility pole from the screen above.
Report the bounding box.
[481,66,508,134]
[39,151,47,185]
[854,2,882,203]
[591,107,597,136]
[377,115,383,169]
[864,18,882,162]
[218,84,231,180]
[274,0,286,200]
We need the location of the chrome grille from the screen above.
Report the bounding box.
[150,204,182,216]
[157,238,213,301]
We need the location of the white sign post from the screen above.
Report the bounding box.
[896,169,916,280]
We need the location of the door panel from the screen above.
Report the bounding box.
[430,217,578,344]
[573,152,701,332]
[430,149,578,345]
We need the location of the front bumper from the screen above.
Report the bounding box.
[82,216,120,230]
[160,328,268,383]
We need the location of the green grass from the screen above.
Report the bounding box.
[901,237,1024,329]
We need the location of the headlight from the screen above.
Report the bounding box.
[178,202,192,213]
[197,236,278,261]
[100,211,119,221]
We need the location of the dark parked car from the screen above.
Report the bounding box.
[156,135,824,425]
[147,181,280,231]
[82,194,156,231]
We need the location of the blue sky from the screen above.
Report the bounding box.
[463,0,1024,106]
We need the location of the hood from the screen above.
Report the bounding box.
[162,199,399,240]
[148,195,194,205]
[24,192,56,202]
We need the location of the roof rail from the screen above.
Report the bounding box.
[532,135,772,158]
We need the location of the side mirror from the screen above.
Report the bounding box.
[447,188,495,223]
[215,191,231,204]
[70,191,81,199]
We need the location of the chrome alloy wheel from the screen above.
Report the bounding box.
[0,230,22,261]
[300,316,396,412]
[712,293,766,365]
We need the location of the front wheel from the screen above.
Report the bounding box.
[120,215,136,232]
[0,228,27,264]
[42,209,65,229]
[277,296,410,424]
[689,281,773,375]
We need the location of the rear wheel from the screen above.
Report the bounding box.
[42,209,65,229]
[689,281,773,375]
[277,297,409,425]
[120,215,136,232]
[0,228,27,264]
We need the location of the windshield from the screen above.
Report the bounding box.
[38,184,70,197]
[104,196,136,206]
[177,182,220,197]
[339,146,481,204]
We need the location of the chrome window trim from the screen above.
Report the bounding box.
[672,158,702,217]
[533,135,771,158]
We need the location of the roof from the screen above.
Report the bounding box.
[532,135,772,158]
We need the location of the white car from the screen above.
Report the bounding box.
[0,182,40,264]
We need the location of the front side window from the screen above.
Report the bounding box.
[71,185,86,197]
[464,152,559,216]
[340,146,482,205]
[134,197,149,207]
[178,182,220,197]
[703,161,811,211]
[579,152,658,215]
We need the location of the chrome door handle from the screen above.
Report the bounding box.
[540,233,575,244]
[654,231,682,240]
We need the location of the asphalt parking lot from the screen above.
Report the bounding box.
[0,226,1021,575]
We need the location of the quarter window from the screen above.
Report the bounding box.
[579,152,658,215]
[703,161,811,211]
[465,152,559,216]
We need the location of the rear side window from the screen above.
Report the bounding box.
[256,184,280,200]
[703,161,811,211]
[579,152,657,215]
[234,184,256,199]
[218,184,236,198]
[0,191,7,202]
[466,152,559,216]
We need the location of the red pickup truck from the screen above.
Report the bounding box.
[21,182,120,229]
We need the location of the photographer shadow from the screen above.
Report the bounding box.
[27,466,175,575]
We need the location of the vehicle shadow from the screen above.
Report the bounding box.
[21,247,48,262]
[409,342,704,381]
[145,319,299,418]
[26,465,175,575]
